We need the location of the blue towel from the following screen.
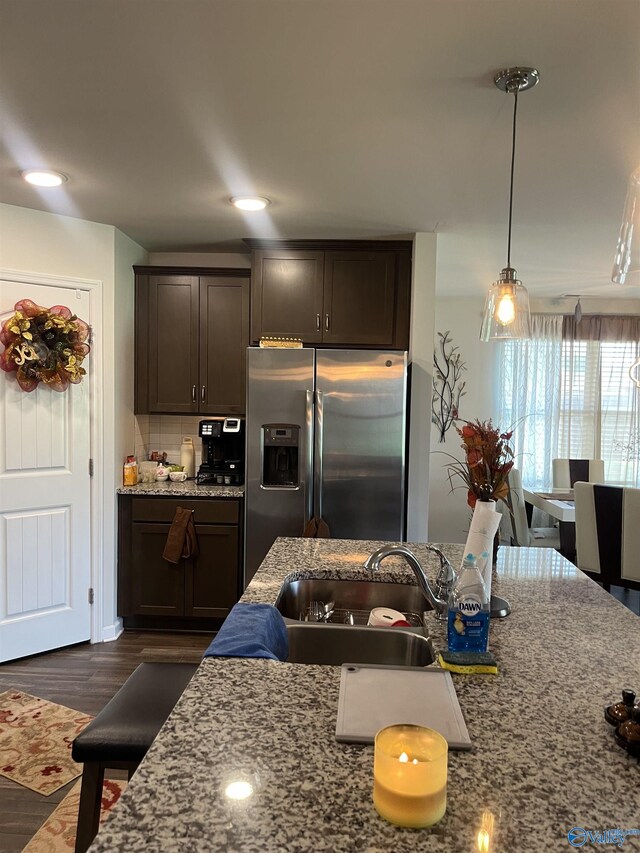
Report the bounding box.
[204,603,289,662]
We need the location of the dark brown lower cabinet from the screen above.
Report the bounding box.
[187,525,239,618]
[118,495,243,630]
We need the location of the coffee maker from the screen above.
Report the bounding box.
[197,418,245,485]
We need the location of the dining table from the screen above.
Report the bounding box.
[522,487,576,560]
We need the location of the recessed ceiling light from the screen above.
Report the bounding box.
[230,196,271,211]
[22,170,68,187]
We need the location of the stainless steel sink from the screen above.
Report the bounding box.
[286,623,435,666]
[275,578,430,625]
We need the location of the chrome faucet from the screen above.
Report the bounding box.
[363,544,454,620]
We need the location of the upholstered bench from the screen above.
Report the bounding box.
[71,662,198,853]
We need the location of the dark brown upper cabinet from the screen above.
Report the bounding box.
[199,276,250,414]
[135,266,250,415]
[247,240,411,350]
[251,249,325,343]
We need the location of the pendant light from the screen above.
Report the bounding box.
[480,67,540,342]
[611,165,640,285]
[564,293,583,324]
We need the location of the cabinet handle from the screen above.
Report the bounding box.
[325,313,330,332]
[191,385,197,404]
[201,385,206,404]
[316,313,321,332]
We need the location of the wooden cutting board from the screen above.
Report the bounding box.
[335,664,472,750]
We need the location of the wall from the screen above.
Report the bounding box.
[427,294,640,545]
[110,229,147,637]
[148,251,250,268]
[135,414,204,470]
[427,296,500,545]
[531,297,640,315]
[406,233,437,541]
[0,203,147,640]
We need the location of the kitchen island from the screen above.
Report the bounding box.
[92,539,639,852]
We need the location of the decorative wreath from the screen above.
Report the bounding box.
[0,299,91,392]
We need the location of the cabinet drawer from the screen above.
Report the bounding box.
[131,498,240,525]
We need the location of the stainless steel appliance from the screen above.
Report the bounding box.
[197,418,245,485]
[244,348,407,584]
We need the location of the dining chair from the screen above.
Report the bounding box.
[552,458,605,489]
[506,469,561,549]
[575,482,640,591]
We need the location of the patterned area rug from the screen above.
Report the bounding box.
[23,778,127,853]
[0,690,93,795]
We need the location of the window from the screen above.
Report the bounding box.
[498,314,640,488]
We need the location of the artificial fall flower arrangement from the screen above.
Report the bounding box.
[0,299,91,392]
[446,419,514,508]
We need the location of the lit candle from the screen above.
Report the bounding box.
[373,724,448,828]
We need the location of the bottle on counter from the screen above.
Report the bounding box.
[180,437,195,479]
[447,553,490,653]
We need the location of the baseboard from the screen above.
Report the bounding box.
[101,618,124,643]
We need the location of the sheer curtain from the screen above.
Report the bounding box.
[497,314,563,490]
[560,316,640,486]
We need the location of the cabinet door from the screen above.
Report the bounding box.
[130,523,185,616]
[147,276,199,413]
[322,251,397,346]
[199,277,249,414]
[185,525,240,618]
[251,250,324,343]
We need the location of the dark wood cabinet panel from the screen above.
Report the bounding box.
[186,525,239,618]
[131,498,239,525]
[130,523,185,617]
[135,267,251,416]
[147,276,199,413]
[247,241,411,349]
[251,250,324,344]
[322,251,397,346]
[199,276,249,414]
[118,495,242,629]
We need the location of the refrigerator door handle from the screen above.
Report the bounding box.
[305,389,314,523]
[314,389,324,519]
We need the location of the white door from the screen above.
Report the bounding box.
[0,278,92,662]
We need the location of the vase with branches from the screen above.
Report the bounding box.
[444,419,515,571]
[445,419,514,508]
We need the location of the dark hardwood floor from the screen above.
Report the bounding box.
[0,630,211,853]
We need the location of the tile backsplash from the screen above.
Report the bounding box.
[134,415,204,469]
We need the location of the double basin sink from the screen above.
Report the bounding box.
[275,578,435,667]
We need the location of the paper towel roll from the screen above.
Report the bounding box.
[461,501,502,597]
[367,607,406,627]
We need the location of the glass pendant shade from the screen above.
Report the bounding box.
[480,268,531,341]
[612,166,640,284]
[480,67,538,343]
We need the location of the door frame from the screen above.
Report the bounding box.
[0,268,104,645]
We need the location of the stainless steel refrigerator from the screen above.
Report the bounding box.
[244,347,407,585]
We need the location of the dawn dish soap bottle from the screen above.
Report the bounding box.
[447,553,490,653]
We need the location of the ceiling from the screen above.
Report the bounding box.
[1,0,639,299]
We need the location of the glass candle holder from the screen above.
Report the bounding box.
[373,724,448,829]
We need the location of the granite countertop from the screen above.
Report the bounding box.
[91,539,640,852]
[116,480,244,498]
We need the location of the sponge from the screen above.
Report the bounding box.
[438,651,498,675]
